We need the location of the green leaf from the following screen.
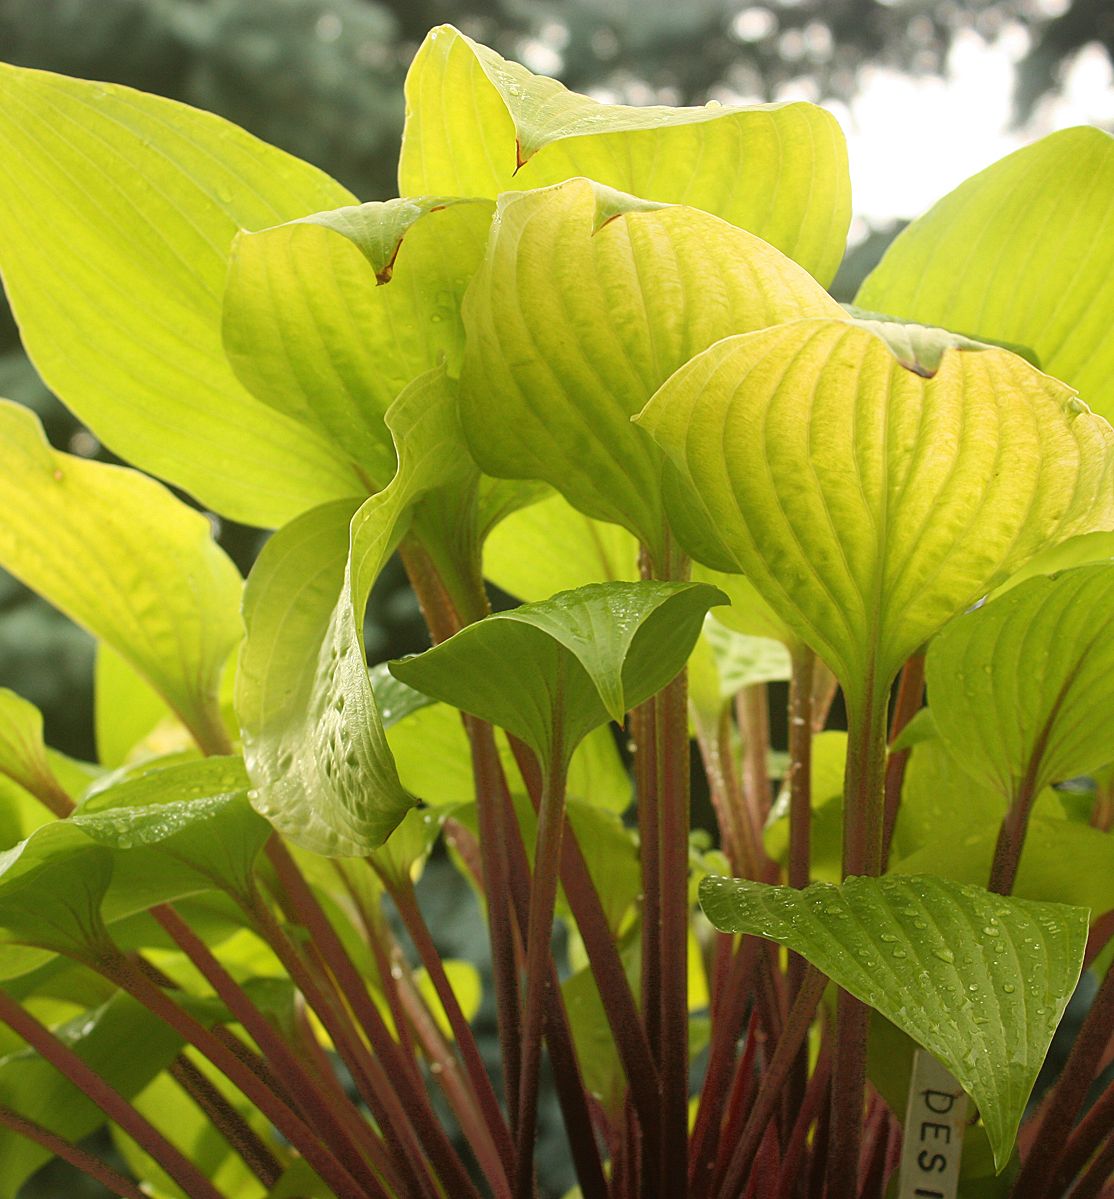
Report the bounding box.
[992,531,1114,597]
[637,317,1114,710]
[224,197,493,491]
[237,368,476,855]
[0,994,186,1196]
[0,689,72,812]
[699,872,1088,1170]
[857,127,1114,422]
[94,642,178,769]
[114,1056,272,1199]
[390,581,724,767]
[400,25,850,283]
[0,825,113,977]
[484,491,638,604]
[0,402,243,752]
[75,756,269,907]
[460,177,845,560]
[763,731,848,882]
[927,565,1114,800]
[891,817,1114,918]
[0,63,361,525]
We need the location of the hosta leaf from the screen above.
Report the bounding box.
[94,643,179,770]
[891,817,1114,918]
[460,177,844,561]
[0,689,71,812]
[692,565,798,647]
[224,197,493,491]
[400,25,850,283]
[637,318,1114,710]
[927,565,1114,799]
[994,531,1114,596]
[763,731,848,883]
[484,491,638,604]
[699,873,1088,1169]
[857,127,1114,422]
[0,402,242,753]
[391,581,723,767]
[0,757,265,978]
[115,1055,272,1199]
[76,757,268,907]
[0,995,186,1196]
[0,826,113,976]
[0,63,360,525]
[238,368,476,855]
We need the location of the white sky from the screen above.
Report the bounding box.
[826,28,1114,228]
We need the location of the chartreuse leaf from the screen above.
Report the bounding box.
[76,756,268,910]
[637,318,1114,712]
[699,873,1088,1170]
[94,642,180,769]
[400,25,850,283]
[460,177,844,561]
[857,127,1114,421]
[238,368,478,855]
[0,63,360,525]
[114,1053,275,1199]
[0,994,186,1197]
[224,196,494,491]
[390,582,724,768]
[0,757,266,979]
[763,731,848,883]
[484,491,639,604]
[993,530,1114,596]
[928,565,1114,800]
[0,402,242,753]
[0,690,72,813]
[892,818,1114,918]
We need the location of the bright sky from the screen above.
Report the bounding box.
[825,27,1114,231]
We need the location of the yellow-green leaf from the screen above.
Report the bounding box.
[0,63,360,525]
[0,401,243,753]
[400,25,850,283]
[637,318,1114,711]
[237,369,476,855]
[461,177,844,561]
[224,197,493,492]
[700,873,1087,1170]
[857,127,1114,422]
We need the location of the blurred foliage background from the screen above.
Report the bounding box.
[1,1,1112,1194]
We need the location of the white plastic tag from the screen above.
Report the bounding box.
[896,1050,968,1199]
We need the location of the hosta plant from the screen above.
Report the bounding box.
[0,24,1112,1199]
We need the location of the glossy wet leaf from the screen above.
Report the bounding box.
[927,565,1114,800]
[0,63,359,525]
[637,317,1114,710]
[857,127,1114,422]
[224,196,493,491]
[0,402,243,753]
[237,368,477,855]
[699,872,1088,1169]
[76,756,268,906]
[390,581,724,768]
[460,177,844,560]
[400,25,850,283]
[0,994,186,1196]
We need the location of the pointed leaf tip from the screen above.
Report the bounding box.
[699,873,1088,1171]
